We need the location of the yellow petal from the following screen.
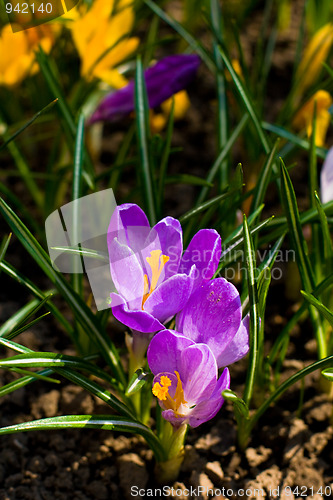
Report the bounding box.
[150,112,168,133]
[296,23,333,95]
[161,90,191,120]
[92,38,139,78]
[92,69,129,89]
[293,90,333,147]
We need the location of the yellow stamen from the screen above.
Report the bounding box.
[152,381,169,400]
[152,371,188,418]
[142,249,169,308]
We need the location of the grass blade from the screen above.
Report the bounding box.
[135,57,156,225]
[0,99,58,153]
[0,199,126,385]
[242,215,260,407]
[0,415,166,461]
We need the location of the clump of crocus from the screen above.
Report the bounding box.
[67,0,139,88]
[89,54,201,124]
[320,146,333,203]
[107,203,221,370]
[0,24,57,86]
[292,90,332,147]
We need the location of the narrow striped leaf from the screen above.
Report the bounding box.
[242,215,260,407]
[0,415,166,461]
[0,199,126,386]
[301,291,333,329]
[126,369,153,397]
[135,56,156,225]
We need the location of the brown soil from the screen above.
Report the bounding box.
[0,280,332,499]
[0,349,332,500]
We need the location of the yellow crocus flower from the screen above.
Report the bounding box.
[295,23,333,97]
[67,0,139,88]
[292,90,332,147]
[0,23,57,87]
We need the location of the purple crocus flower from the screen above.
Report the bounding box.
[147,330,230,428]
[107,203,221,334]
[175,278,250,368]
[89,54,201,124]
[320,145,333,203]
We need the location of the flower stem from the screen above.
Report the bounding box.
[154,422,187,484]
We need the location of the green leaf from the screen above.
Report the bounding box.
[144,0,215,72]
[0,260,73,337]
[210,0,228,189]
[257,234,285,282]
[35,48,94,189]
[6,368,60,385]
[196,114,249,206]
[279,159,315,291]
[71,113,85,296]
[0,352,120,387]
[222,389,249,419]
[0,233,11,267]
[0,337,35,354]
[218,45,271,156]
[217,212,273,273]
[321,368,333,381]
[314,191,333,270]
[165,174,213,187]
[179,190,239,224]
[0,298,37,338]
[279,158,326,358]
[50,246,108,262]
[0,415,166,461]
[158,98,175,215]
[262,121,327,159]
[55,368,135,419]
[6,313,51,341]
[0,99,58,153]
[252,355,333,428]
[135,56,156,225]
[269,272,333,367]
[301,291,333,329]
[242,215,260,407]
[126,369,153,396]
[0,199,126,386]
[251,138,280,215]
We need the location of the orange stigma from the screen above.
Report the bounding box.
[142,249,169,308]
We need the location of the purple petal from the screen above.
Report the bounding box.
[108,203,150,254]
[175,278,242,361]
[160,409,188,428]
[144,273,194,324]
[108,238,144,310]
[111,295,164,333]
[179,229,221,286]
[321,146,333,204]
[216,314,250,368]
[180,344,217,403]
[147,217,183,279]
[147,330,194,375]
[89,54,201,124]
[188,368,230,428]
